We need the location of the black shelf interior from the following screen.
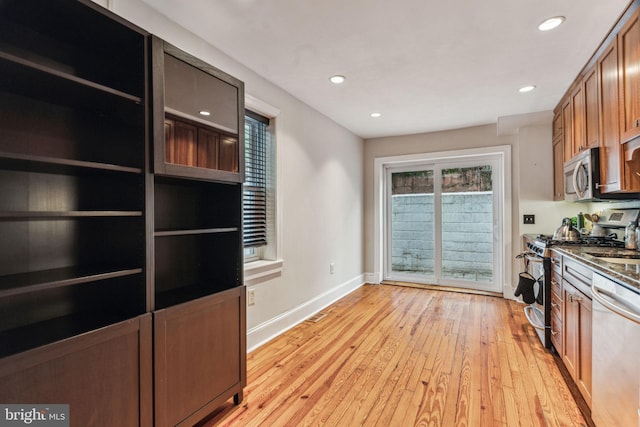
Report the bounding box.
[0,266,143,298]
[154,232,241,309]
[0,217,145,278]
[0,274,145,358]
[0,91,144,170]
[0,52,142,116]
[0,0,149,360]
[0,168,143,213]
[154,176,241,232]
[0,0,145,97]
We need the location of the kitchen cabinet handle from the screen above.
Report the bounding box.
[551,329,559,336]
[635,172,640,178]
[551,302,559,309]
[591,283,640,324]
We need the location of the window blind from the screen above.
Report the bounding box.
[243,111,269,248]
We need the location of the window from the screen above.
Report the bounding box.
[243,110,270,261]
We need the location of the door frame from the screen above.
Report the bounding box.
[373,146,512,295]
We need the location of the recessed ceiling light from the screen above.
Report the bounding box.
[199,110,211,116]
[519,85,536,93]
[329,75,346,84]
[370,112,382,118]
[538,16,565,31]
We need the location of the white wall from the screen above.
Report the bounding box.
[517,125,582,236]
[97,0,365,351]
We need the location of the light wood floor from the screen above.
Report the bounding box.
[200,284,586,427]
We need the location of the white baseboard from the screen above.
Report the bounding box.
[364,272,381,284]
[246,274,365,352]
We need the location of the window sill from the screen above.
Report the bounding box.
[244,259,284,286]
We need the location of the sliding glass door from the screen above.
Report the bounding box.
[385,156,501,293]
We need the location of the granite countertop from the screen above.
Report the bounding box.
[552,245,640,292]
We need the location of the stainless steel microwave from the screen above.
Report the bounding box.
[564,148,599,202]
[564,147,636,202]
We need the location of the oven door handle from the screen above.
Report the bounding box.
[525,254,543,263]
[591,283,640,324]
[523,305,546,330]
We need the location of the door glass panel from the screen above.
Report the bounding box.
[440,165,493,283]
[390,170,435,278]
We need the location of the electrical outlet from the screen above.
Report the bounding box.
[247,289,256,306]
[330,263,335,274]
[523,214,535,225]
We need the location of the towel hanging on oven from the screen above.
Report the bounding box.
[515,271,537,304]
[515,252,544,305]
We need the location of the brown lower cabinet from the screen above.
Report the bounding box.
[561,257,593,408]
[0,315,153,427]
[154,288,246,427]
[549,252,563,354]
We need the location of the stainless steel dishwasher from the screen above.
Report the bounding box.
[591,273,640,427]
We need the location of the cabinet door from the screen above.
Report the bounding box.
[0,315,153,427]
[599,39,623,193]
[562,281,579,380]
[550,265,563,353]
[154,287,246,427]
[562,281,592,407]
[571,84,585,155]
[552,112,563,142]
[562,100,573,162]
[583,66,599,149]
[618,9,640,143]
[553,138,564,200]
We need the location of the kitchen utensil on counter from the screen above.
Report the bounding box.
[553,217,580,241]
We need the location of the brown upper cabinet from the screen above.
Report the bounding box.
[152,36,244,183]
[552,112,564,200]
[618,8,640,144]
[598,38,626,193]
[554,1,640,196]
[565,65,600,160]
[562,99,573,162]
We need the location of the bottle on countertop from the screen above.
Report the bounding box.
[625,221,637,249]
[636,226,640,252]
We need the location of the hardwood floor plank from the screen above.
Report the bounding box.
[199,285,586,427]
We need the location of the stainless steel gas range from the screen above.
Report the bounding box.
[520,234,624,349]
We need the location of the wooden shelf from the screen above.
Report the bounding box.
[0,151,143,174]
[0,311,135,359]
[0,51,142,113]
[0,266,143,298]
[0,211,143,219]
[155,282,240,310]
[154,227,238,237]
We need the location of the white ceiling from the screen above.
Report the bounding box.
[141,0,631,139]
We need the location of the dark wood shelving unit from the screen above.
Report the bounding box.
[0,266,144,298]
[0,2,246,425]
[0,1,152,425]
[151,36,246,426]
